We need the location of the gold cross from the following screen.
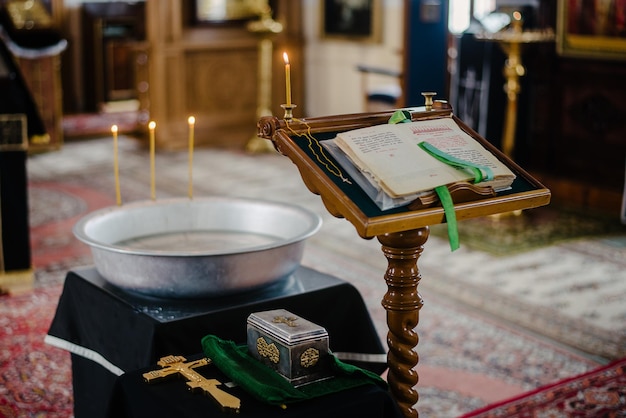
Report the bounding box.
[143,355,241,413]
[272,315,298,327]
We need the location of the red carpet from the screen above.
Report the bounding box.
[0,286,72,418]
[62,111,139,139]
[29,181,114,269]
[461,358,626,417]
[0,182,114,418]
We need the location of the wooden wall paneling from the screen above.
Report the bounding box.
[184,46,258,148]
[143,1,174,146]
[142,0,301,150]
[163,51,185,140]
[556,59,626,189]
[133,43,150,126]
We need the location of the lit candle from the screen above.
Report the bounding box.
[187,116,195,200]
[149,121,156,201]
[283,52,292,106]
[512,11,522,33]
[111,125,121,206]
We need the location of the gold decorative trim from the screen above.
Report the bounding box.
[256,337,279,363]
[272,315,298,327]
[300,348,319,368]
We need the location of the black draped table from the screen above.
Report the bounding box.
[46,266,391,418]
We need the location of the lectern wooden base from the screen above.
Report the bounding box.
[257,104,550,417]
[379,229,427,417]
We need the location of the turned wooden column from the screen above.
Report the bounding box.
[378,227,429,418]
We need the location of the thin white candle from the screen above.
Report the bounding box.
[283,52,291,106]
[111,125,121,206]
[149,121,156,201]
[512,11,522,33]
[188,116,195,199]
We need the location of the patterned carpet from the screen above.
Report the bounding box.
[430,206,626,256]
[3,135,624,416]
[0,286,72,417]
[461,358,626,417]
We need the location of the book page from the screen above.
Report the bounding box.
[321,139,427,210]
[399,118,511,175]
[334,117,515,197]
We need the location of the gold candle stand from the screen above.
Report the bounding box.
[475,13,554,158]
[280,104,297,121]
[245,6,283,153]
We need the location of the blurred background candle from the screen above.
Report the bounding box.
[149,121,156,200]
[111,125,121,206]
[512,11,522,33]
[283,52,291,106]
[188,116,195,199]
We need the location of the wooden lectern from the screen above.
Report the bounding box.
[257,102,550,418]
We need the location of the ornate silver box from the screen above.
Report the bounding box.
[247,309,332,386]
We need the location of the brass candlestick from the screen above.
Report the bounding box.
[421,92,436,111]
[475,12,554,158]
[246,5,283,153]
[281,104,297,121]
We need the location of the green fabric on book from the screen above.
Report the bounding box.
[201,334,387,406]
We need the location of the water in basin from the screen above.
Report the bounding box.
[115,230,280,252]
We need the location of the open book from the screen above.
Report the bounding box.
[322,117,516,210]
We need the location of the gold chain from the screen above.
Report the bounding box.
[285,118,352,184]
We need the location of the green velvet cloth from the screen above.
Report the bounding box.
[201,334,387,406]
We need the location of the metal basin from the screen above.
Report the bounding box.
[73,197,322,299]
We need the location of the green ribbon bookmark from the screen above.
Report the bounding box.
[388,109,412,124]
[433,184,459,251]
[418,141,494,183]
[417,141,497,251]
[387,110,487,252]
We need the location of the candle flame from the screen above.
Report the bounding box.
[148,121,156,201]
[112,124,121,206]
[283,52,289,65]
[187,116,195,200]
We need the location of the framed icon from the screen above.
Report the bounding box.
[321,0,382,43]
[557,0,626,60]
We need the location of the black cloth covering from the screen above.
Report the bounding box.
[109,352,401,418]
[47,266,389,418]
